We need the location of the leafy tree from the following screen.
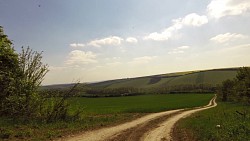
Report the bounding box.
[0,26,49,119]
[13,47,49,118]
[220,67,250,104]
[0,26,20,115]
[0,26,82,122]
[234,67,250,104]
[221,79,234,101]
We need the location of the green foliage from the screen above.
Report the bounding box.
[219,67,250,104]
[0,128,13,139]
[0,26,81,123]
[85,87,141,96]
[2,47,49,119]
[0,26,20,115]
[175,102,250,141]
[45,83,83,123]
[221,79,234,101]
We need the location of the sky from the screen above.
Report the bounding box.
[1,0,250,85]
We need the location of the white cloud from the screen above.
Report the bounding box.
[88,36,124,47]
[65,50,97,65]
[70,43,85,48]
[129,56,157,64]
[143,22,182,41]
[207,0,250,19]
[177,46,190,49]
[144,13,208,41]
[176,13,208,27]
[210,33,247,43]
[168,46,190,54]
[126,37,138,43]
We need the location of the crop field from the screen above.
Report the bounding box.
[68,94,214,115]
[174,101,250,141]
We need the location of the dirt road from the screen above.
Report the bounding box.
[62,96,216,141]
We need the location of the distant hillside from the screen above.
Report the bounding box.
[89,68,238,89]
[42,67,239,94]
[41,83,76,90]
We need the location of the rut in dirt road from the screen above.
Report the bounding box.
[62,109,182,141]
[107,110,184,141]
[61,96,217,141]
[142,96,217,141]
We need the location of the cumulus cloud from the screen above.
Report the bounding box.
[144,13,208,41]
[70,43,85,48]
[129,56,157,64]
[168,46,190,54]
[210,33,247,43]
[126,37,138,43]
[88,36,123,47]
[207,0,250,19]
[174,13,208,27]
[65,50,97,65]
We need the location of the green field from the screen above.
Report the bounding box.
[0,94,213,140]
[69,94,214,114]
[174,101,250,141]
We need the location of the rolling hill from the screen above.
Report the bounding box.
[88,68,238,89]
[42,67,239,95]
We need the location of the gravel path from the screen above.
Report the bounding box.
[142,96,217,141]
[61,96,217,141]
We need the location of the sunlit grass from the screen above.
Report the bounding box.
[68,94,214,114]
[175,101,250,141]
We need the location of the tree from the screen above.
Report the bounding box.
[234,67,250,104]
[0,26,49,118]
[13,47,49,118]
[220,67,250,104]
[0,26,81,121]
[221,79,234,101]
[0,26,20,115]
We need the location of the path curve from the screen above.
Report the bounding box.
[60,95,217,141]
[141,96,217,141]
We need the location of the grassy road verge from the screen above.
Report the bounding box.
[173,101,250,141]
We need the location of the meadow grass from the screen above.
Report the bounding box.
[68,94,214,114]
[0,94,213,140]
[174,101,250,141]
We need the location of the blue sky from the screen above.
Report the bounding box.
[1,0,250,85]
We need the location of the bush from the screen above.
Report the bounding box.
[0,26,20,115]
[0,26,82,122]
[219,67,250,104]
